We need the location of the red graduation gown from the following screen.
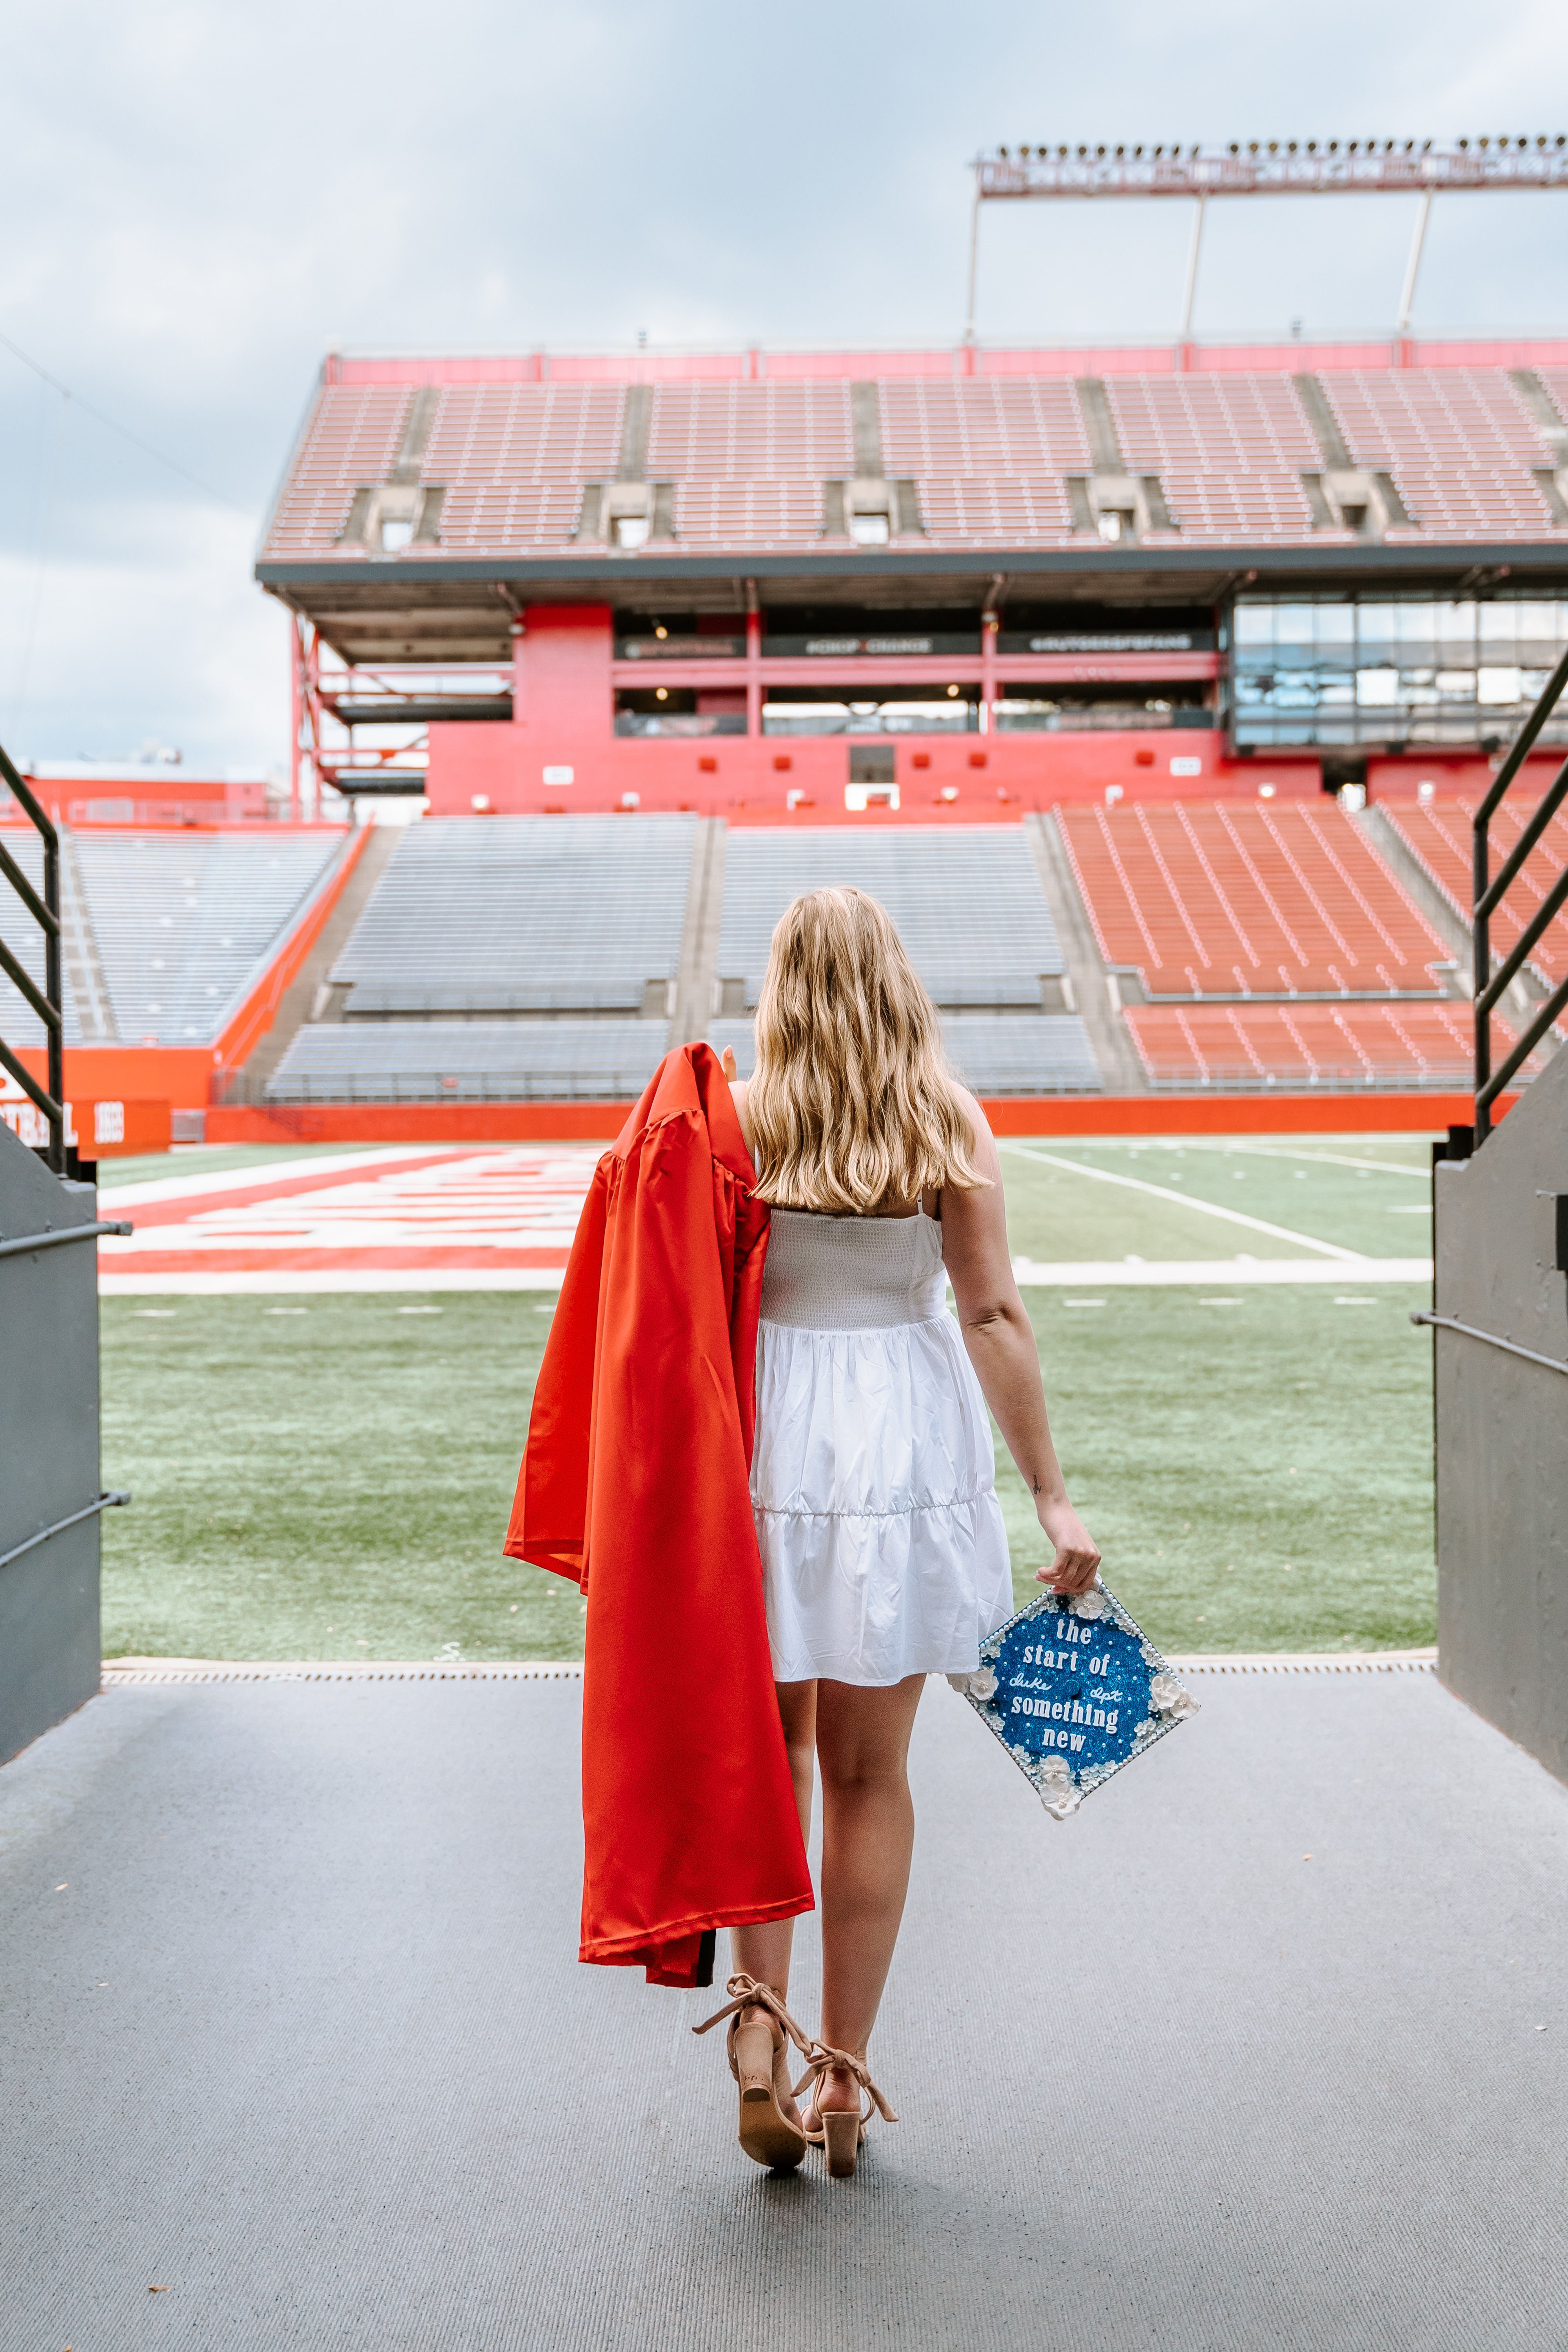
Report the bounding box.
[504,1043,814,1987]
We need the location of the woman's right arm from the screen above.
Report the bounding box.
[721,1050,753,1155]
[940,1090,1101,1594]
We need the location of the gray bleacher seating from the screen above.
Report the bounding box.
[264,1019,667,1103]
[330,815,697,1013]
[708,1012,1100,1094]
[715,828,1063,1007]
[0,826,345,1048]
[939,1013,1101,1093]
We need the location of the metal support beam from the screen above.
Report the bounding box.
[1397,189,1433,332]
[974,142,1568,202]
[1180,194,1207,339]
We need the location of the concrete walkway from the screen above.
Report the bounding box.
[4,1665,1566,2350]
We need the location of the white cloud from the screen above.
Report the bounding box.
[0,0,1564,767]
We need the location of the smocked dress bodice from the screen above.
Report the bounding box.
[758,1205,947,1329]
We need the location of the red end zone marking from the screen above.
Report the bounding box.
[108,1248,572,1274]
[102,1146,598,1277]
[120,1150,500,1228]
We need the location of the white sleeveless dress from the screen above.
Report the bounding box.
[751,1207,1014,1686]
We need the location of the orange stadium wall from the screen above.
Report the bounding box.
[1364,751,1565,800]
[16,771,273,826]
[204,1092,1501,1148]
[425,724,1320,821]
[423,602,1320,818]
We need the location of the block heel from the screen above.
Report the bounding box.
[796,2042,898,2181]
[821,2108,864,2179]
[693,1974,814,2172]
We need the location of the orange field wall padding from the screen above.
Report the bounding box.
[205,1092,1501,1149]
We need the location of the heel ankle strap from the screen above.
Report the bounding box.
[795,2040,899,2125]
[691,1973,813,2060]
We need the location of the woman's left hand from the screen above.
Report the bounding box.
[1034,1498,1102,1594]
[721,1046,739,1082]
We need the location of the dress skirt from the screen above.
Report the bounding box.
[750,1207,1014,1687]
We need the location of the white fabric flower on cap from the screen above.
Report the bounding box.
[1150,1673,1199,1719]
[1038,1751,1080,1816]
[1069,1588,1107,1621]
[946,1666,998,1700]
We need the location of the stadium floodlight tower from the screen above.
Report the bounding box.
[965,136,1568,344]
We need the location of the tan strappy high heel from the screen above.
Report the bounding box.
[692,1975,815,2171]
[796,2042,899,2179]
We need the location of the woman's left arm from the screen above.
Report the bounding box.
[940,1092,1101,1594]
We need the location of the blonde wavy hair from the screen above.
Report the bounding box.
[745,887,988,1214]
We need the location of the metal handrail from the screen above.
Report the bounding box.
[1474,647,1568,1141]
[0,1218,133,1261]
[0,740,64,1173]
[0,1491,132,1574]
[1409,1309,1568,1376]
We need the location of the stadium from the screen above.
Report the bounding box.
[4,272,1566,1788]
[7,321,1568,1133]
[3,110,1568,2352]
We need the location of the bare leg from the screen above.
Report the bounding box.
[731,1679,816,2124]
[810,1673,925,2117]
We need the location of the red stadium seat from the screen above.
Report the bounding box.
[1124,1000,1502,1089]
[1381,797,1568,991]
[1056,799,1452,997]
[1105,375,1327,543]
[259,366,1568,559]
[1317,371,1561,538]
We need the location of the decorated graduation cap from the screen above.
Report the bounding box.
[949,1580,1198,1818]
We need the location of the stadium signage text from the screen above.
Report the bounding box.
[619,637,744,660]
[1000,631,1204,654]
[767,633,981,659]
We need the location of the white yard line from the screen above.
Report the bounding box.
[1008,1258,1430,1287]
[1166,1140,1431,1179]
[998,1143,1369,1261]
[98,1257,1435,1297]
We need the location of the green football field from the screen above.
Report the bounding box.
[98,1132,1438,1662]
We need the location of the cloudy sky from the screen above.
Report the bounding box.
[2,0,1566,777]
